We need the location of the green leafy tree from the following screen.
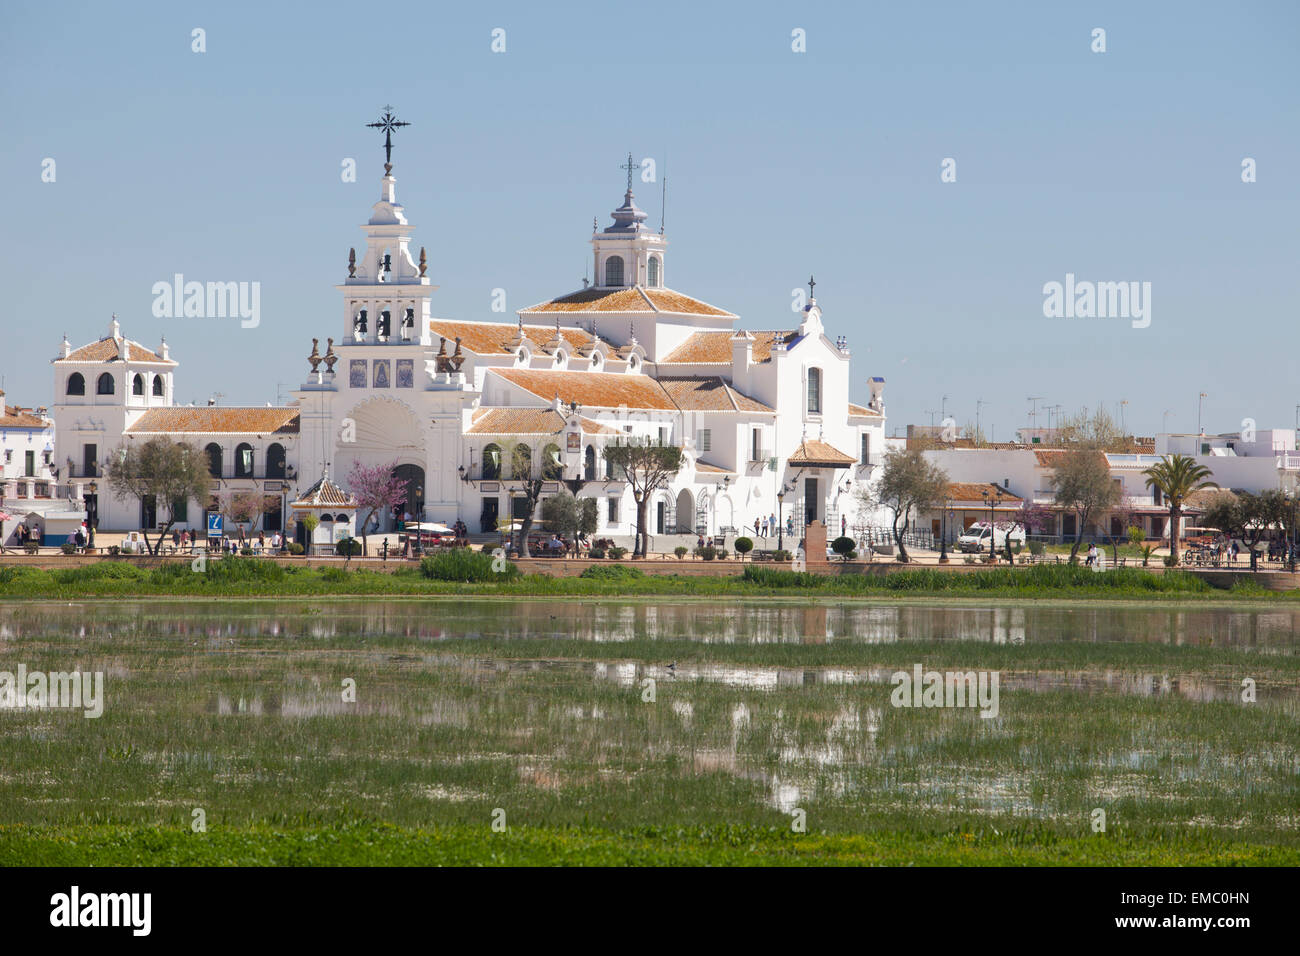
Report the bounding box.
[541,492,597,547]
[859,447,948,562]
[105,438,210,555]
[1142,454,1217,566]
[1050,450,1122,560]
[604,439,683,558]
[300,513,320,555]
[1202,488,1286,569]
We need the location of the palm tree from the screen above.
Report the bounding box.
[1143,454,1217,566]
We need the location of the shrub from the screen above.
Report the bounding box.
[1028,540,1045,556]
[773,549,792,562]
[588,547,606,559]
[695,545,716,561]
[481,543,497,554]
[108,545,121,556]
[733,537,754,558]
[336,537,362,557]
[579,564,644,581]
[420,549,518,582]
[24,542,40,554]
[831,536,855,560]
[288,543,305,556]
[674,546,688,560]
[60,542,77,555]
[717,549,729,560]
[607,546,627,560]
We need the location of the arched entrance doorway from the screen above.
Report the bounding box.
[675,488,694,535]
[393,463,425,530]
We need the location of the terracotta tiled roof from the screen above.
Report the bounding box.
[125,406,300,435]
[1033,449,1108,468]
[56,337,172,364]
[291,476,355,509]
[492,369,677,411]
[466,407,620,436]
[428,319,597,355]
[657,377,774,413]
[946,482,1023,503]
[788,438,857,468]
[660,330,796,364]
[1,405,48,428]
[520,286,734,317]
[847,402,883,419]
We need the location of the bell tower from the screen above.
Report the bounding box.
[590,153,668,290]
[335,108,434,346]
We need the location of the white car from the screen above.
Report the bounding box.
[957,522,1025,554]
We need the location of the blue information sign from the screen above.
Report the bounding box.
[207,513,223,536]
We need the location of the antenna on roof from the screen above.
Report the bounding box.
[660,166,667,236]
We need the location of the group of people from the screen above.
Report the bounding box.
[751,514,796,539]
[168,529,289,554]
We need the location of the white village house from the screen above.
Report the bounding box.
[49,146,890,548]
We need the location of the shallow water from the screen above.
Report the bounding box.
[3,598,1298,649]
[0,598,1296,834]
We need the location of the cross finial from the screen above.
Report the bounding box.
[808,275,816,298]
[620,152,638,192]
[366,106,410,173]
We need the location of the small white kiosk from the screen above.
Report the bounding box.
[289,473,357,555]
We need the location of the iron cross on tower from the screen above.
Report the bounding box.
[367,106,410,173]
[620,152,639,192]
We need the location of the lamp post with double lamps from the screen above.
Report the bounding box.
[777,482,794,552]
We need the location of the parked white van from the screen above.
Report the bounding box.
[956,522,1026,554]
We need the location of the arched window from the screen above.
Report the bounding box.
[234,442,254,478]
[541,443,563,480]
[807,367,822,414]
[132,373,145,396]
[585,445,597,481]
[96,372,115,395]
[152,375,164,396]
[482,443,502,480]
[265,443,286,479]
[605,454,615,480]
[510,444,532,480]
[205,443,223,478]
[66,373,85,396]
[647,256,660,287]
[605,256,624,287]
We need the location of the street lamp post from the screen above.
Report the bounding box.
[413,486,424,557]
[982,488,1003,563]
[939,494,952,564]
[777,485,787,552]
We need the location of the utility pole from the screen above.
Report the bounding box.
[1120,399,1128,435]
[1198,392,1208,436]
[976,399,987,440]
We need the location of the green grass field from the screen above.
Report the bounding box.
[0,597,1295,866]
[0,554,1293,601]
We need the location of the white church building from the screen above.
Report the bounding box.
[50,135,889,549]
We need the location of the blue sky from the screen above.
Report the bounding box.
[2,1,1297,438]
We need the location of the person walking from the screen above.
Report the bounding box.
[754,517,760,539]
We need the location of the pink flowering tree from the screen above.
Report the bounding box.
[347,460,407,554]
